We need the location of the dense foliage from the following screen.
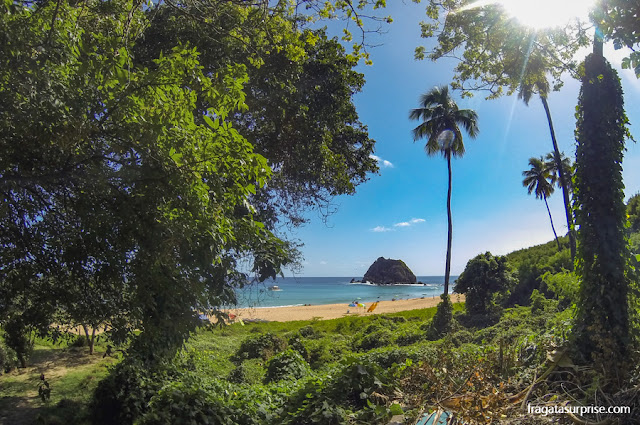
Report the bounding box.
[0,0,386,368]
[506,236,572,306]
[135,8,379,227]
[454,252,516,316]
[0,0,300,364]
[416,1,590,98]
[573,53,631,377]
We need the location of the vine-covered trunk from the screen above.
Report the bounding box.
[540,96,575,261]
[543,195,561,251]
[444,152,453,296]
[573,50,630,381]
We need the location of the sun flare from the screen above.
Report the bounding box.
[457,0,596,30]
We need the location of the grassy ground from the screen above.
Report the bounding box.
[0,304,469,425]
[0,338,117,425]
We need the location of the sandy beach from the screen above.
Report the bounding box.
[223,294,465,322]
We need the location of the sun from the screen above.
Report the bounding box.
[499,0,595,29]
[457,0,596,30]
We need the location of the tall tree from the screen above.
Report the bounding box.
[417,2,587,260]
[518,77,576,261]
[522,157,561,251]
[0,0,295,363]
[573,48,633,382]
[409,85,479,296]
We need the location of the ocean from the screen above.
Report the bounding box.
[231,276,455,308]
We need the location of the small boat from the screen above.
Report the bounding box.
[267,285,281,291]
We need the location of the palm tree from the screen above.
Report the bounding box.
[544,151,573,194]
[409,85,479,296]
[522,156,561,251]
[518,77,576,262]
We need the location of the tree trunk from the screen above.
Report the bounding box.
[18,354,27,368]
[444,152,453,296]
[89,328,96,355]
[82,324,95,355]
[540,96,575,263]
[544,195,561,251]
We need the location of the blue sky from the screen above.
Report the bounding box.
[285,2,640,277]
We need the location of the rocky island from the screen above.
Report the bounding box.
[360,257,417,284]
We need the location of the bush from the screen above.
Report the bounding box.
[543,271,579,307]
[69,335,88,348]
[89,358,164,425]
[140,376,267,425]
[235,332,287,361]
[0,340,18,373]
[355,328,393,351]
[2,319,34,368]
[426,294,454,340]
[299,325,318,338]
[287,333,309,361]
[277,358,388,425]
[228,359,265,385]
[265,349,310,383]
[365,347,412,369]
[448,329,476,346]
[455,252,516,315]
[394,329,424,346]
[530,289,547,315]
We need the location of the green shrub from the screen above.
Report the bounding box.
[0,339,18,373]
[89,358,164,425]
[448,329,475,346]
[265,349,310,383]
[355,328,393,351]
[69,335,88,348]
[365,347,412,369]
[235,332,287,361]
[287,333,310,361]
[228,359,265,385]
[543,271,579,307]
[394,329,424,346]
[2,318,34,368]
[426,294,454,340]
[140,376,268,425]
[530,289,547,314]
[299,325,318,338]
[277,358,388,425]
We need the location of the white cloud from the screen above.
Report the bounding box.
[371,226,393,232]
[319,260,328,265]
[393,218,426,227]
[369,154,394,168]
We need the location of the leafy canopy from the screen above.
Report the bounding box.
[416,1,591,98]
[0,0,294,357]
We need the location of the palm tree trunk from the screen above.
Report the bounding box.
[544,194,561,251]
[444,152,453,296]
[540,96,575,263]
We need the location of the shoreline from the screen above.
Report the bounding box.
[221,294,465,322]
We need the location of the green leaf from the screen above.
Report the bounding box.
[389,403,403,415]
[203,115,218,129]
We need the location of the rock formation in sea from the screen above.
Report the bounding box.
[363,257,417,284]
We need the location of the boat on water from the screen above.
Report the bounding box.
[268,285,282,291]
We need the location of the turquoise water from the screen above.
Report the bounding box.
[232,276,455,308]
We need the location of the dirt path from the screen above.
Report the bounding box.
[0,347,115,425]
